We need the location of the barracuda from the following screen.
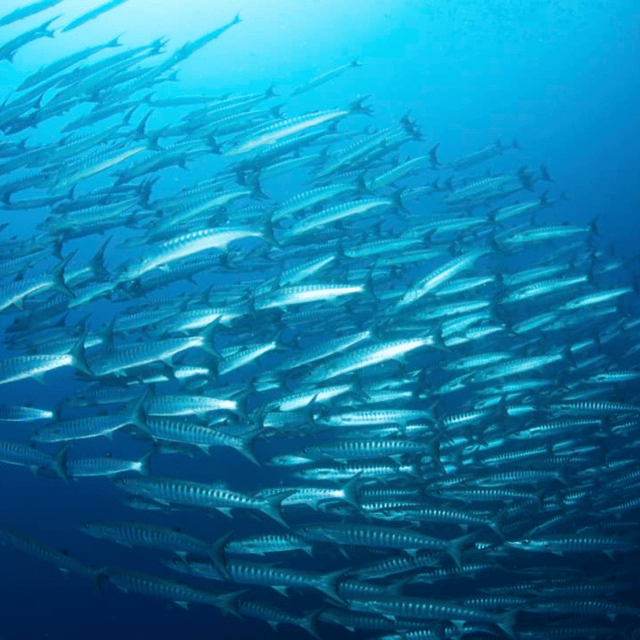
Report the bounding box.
[143,394,238,416]
[164,557,347,602]
[113,476,292,527]
[87,332,216,377]
[282,196,399,241]
[395,249,488,309]
[225,97,371,155]
[255,283,364,310]
[51,144,148,192]
[104,567,239,613]
[304,336,434,383]
[226,532,313,557]
[473,353,565,382]
[347,596,517,638]
[0,336,90,385]
[0,0,62,27]
[0,404,55,422]
[80,521,212,558]
[0,527,93,576]
[560,287,633,310]
[118,226,265,281]
[502,275,590,303]
[277,330,372,372]
[316,408,434,428]
[271,183,358,223]
[298,523,473,568]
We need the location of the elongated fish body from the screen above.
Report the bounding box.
[560,287,633,310]
[0,440,55,472]
[304,438,431,460]
[18,36,121,92]
[165,557,345,601]
[143,395,238,417]
[32,408,140,443]
[317,409,434,428]
[104,567,237,612]
[0,404,54,421]
[473,354,565,382]
[87,336,213,377]
[396,249,488,309]
[0,528,93,576]
[505,535,636,554]
[298,523,471,567]
[255,283,364,310]
[226,98,371,156]
[0,351,84,385]
[234,598,321,638]
[66,455,149,478]
[80,521,210,557]
[62,0,130,33]
[119,226,263,281]
[291,60,361,96]
[113,476,290,526]
[277,330,371,372]
[217,340,279,376]
[305,337,433,383]
[283,198,393,240]
[269,384,353,412]
[51,144,147,192]
[272,184,357,222]
[347,596,516,638]
[226,533,312,557]
[0,0,62,27]
[0,16,58,63]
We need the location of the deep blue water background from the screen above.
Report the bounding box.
[0,1,638,638]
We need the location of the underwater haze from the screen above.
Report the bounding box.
[0,1,639,640]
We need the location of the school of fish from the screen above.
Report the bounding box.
[0,2,639,640]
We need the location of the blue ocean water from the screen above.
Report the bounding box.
[0,1,638,639]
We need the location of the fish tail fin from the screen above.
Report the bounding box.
[69,329,92,376]
[261,216,281,248]
[89,237,111,281]
[51,252,76,298]
[539,190,549,207]
[349,95,373,116]
[391,187,409,213]
[302,608,325,640]
[128,388,149,430]
[92,567,109,593]
[236,428,262,465]
[250,175,268,200]
[209,530,233,579]
[447,532,475,569]
[497,610,518,640]
[318,568,348,604]
[260,490,296,528]
[342,472,362,510]
[137,449,153,476]
[429,142,441,168]
[54,444,71,485]
[589,216,601,237]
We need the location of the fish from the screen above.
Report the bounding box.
[0,15,59,62]
[62,0,131,33]
[290,59,362,96]
[0,0,62,28]
[0,11,637,640]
